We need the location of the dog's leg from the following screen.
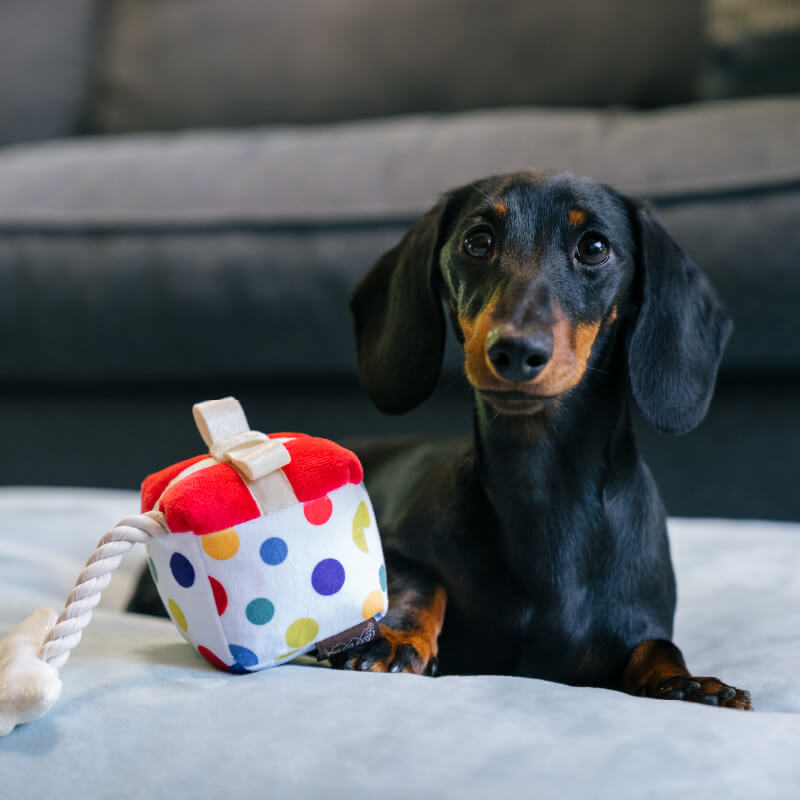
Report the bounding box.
[330,555,446,675]
[622,639,752,710]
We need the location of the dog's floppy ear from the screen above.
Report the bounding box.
[626,203,733,435]
[350,201,449,414]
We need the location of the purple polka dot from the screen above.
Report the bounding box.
[169,553,195,588]
[311,558,345,596]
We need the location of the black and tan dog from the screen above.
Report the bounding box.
[335,170,751,709]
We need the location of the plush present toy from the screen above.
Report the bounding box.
[0,397,387,736]
[142,397,388,671]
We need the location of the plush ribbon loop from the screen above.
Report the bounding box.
[225,438,291,481]
[192,397,290,481]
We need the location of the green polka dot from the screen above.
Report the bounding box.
[246,598,275,626]
[148,557,158,583]
[378,564,387,592]
[285,617,319,649]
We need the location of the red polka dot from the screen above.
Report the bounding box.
[198,645,229,671]
[303,496,333,525]
[209,576,228,615]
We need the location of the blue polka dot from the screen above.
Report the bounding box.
[260,537,288,566]
[246,598,275,625]
[229,644,258,669]
[169,553,195,588]
[311,558,345,596]
[379,564,387,592]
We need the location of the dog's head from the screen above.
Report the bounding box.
[351,171,732,434]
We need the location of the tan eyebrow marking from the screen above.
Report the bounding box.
[492,201,508,216]
[568,209,587,226]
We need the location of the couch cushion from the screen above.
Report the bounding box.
[0,0,97,146]
[90,0,704,133]
[0,97,798,382]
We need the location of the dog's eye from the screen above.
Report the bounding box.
[575,232,610,266]
[463,226,494,259]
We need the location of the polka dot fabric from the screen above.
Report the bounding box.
[147,482,386,671]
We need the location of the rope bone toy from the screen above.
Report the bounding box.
[0,397,387,737]
[0,514,168,736]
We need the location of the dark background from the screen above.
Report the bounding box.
[0,0,798,520]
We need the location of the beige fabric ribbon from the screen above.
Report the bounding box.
[192,397,291,480]
[192,397,296,512]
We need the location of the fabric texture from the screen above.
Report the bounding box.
[156,462,262,535]
[0,488,799,798]
[0,0,97,146]
[91,0,703,132]
[140,455,210,513]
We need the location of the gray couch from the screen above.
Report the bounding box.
[1,0,799,520]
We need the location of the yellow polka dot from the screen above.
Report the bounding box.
[352,501,370,553]
[201,528,240,560]
[362,589,385,620]
[168,598,188,631]
[285,617,319,649]
[274,649,300,662]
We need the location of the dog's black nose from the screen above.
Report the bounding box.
[486,329,552,382]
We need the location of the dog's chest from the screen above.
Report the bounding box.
[435,511,659,681]
[437,574,619,681]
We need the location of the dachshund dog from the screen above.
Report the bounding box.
[334,170,752,710]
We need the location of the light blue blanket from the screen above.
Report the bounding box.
[1,488,799,799]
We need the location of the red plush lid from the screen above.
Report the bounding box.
[141,432,363,535]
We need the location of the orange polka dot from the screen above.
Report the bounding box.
[201,528,240,560]
[362,589,385,620]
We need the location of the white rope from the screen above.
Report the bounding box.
[39,512,168,669]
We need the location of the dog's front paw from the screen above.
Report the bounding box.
[646,676,752,710]
[329,625,439,675]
